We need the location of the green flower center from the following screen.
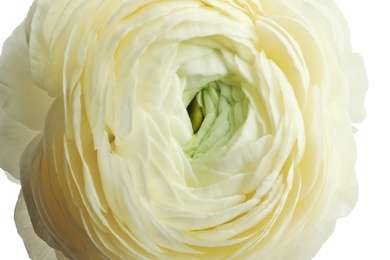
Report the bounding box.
[187,95,204,134]
[184,80,248,158]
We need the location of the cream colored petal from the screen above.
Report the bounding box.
[0,22,53,179]
[0,107,37,180]
[25,0,86,97]
[0,22,53,131]
[14,191,65,260]
[0,20,51,179]
[278,0,351,53]
[342,53,368,123]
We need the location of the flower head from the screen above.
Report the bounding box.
[0,0,367,259]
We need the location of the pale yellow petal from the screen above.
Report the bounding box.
[0,22,53,180]
[0,22,53,131]
[14,192,62,260]
[342,53,368,123]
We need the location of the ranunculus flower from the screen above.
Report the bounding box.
[0,0,367,259]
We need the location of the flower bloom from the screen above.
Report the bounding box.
[0,0,367,259]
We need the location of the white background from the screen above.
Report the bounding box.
[0,0,389,259]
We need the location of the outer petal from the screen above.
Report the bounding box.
[0,105,37,180]
[342,53,367,123]
[0,22,52,179]
[15,191,66,260]
[25,0,102,97]
[0,21,52,131]
[278,0,367,122]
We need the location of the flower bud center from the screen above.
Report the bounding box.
[187,95,204,134]
[183,80,248,158]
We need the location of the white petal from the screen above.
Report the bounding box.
[0,106,37,180]
[14,192,64,260]
[0,22,52,179]
[0,22,53,131]
[342,53,368,123]
[26,0,85,96]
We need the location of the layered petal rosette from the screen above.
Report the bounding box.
[0,0,367,259]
